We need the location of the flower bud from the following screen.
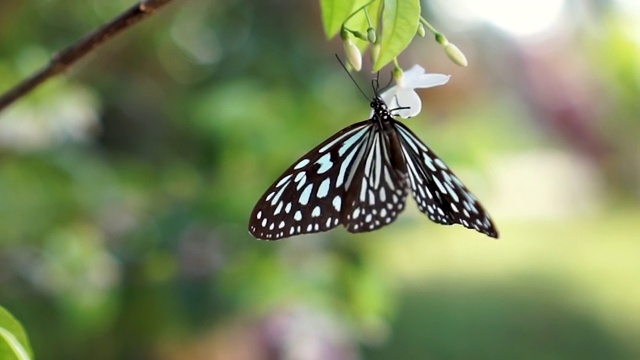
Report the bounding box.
[444,42,468,67]
[434,33,447,46]
[417,23,426,37]
[367,27,377,43]
[393,65,404,87]
[343,36,362,71]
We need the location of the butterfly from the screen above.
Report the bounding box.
[248,89,498,240]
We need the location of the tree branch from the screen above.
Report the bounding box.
[0,0,174,113]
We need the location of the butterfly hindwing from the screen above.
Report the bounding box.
[341,128,409,233]
[392,120,499,238]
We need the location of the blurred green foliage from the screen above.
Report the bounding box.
[0,306,33,360]
[1,0,639,359]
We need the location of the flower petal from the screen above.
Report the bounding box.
[378,64,449,118]
[380,87,398,108]
[402,64,426,79]
[405,73,451,89]
[391,88,421,118]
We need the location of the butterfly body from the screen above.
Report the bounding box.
[249,97,498,240]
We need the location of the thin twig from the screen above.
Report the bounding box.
[0,0,174,113]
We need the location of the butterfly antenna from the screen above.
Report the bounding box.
[371,71,383,97]
[335,54,370,101]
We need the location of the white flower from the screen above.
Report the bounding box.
[380,65,450,118]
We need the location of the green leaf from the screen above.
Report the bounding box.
[0,306,33,360]
[320,0,357,38]
[346,0,383,52]
[373,0,421,71]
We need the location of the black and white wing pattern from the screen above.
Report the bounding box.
[249,120,374,240]
[248,95,498,240]
[393,120,499,238]
[341,127,409,233]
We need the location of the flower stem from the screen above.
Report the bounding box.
[419,17,439,36]
[364,7,373,28]
[420,17,449,45]
[344,0,378,25]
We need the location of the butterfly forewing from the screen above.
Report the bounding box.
[249,121,374,240]
[393,120,499,238]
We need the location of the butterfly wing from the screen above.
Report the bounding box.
[392,120,499,238]
[249,120,375,240]
[341,127,409,233]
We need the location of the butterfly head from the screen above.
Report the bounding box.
[370,96,391,120]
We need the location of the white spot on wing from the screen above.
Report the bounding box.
[299,184,313,205]
[276,174,292,188]
[274,202,283,215]
[294,159,310,170]
[332,196,342,211]
[444,183,459,202]
[266,192,275,202]
[338,127,369,156]
[317,178,330,198]
[270,183,288,206]
[316,153,333,174]
[295,172,307,190]
[435,158,447,169]
[423,154,437,172]
[359,182,367,202]
[432,176,447,194]
[318,126,368,154]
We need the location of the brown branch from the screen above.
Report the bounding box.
[0,0,174,113]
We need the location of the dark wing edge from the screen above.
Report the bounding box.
[392,120,499,238]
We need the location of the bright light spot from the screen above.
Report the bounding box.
[616,0,640,14]
[616,0,640,45]
[432,0,566,37]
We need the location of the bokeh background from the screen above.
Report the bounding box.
[1,0,639,359]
